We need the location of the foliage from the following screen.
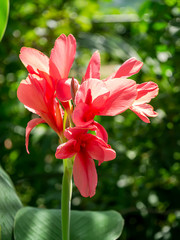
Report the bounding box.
[0,166,22,239]
[15,207,123,240]
[0,166,123,240]
[0,0,9,41]
[0,0,180,239]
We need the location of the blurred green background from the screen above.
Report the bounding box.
[0,0,180,239]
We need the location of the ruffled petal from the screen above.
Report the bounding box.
[130,103,158,123]
[114,57,143,78]
[19,47,49,74]
[73,151,97,197]
[26,118,45,154]
[49,34,76,80]
[85,134,116,164]
[17,76,48,113]
[83,51,100,82]
[99,78,137,116]
[55,139,77,159]
[134,82,159,105]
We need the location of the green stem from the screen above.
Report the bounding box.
[61,158,73,240]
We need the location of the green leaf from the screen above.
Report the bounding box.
[0,166,23,240]
[14,207,124,240]
[0,0,9,41]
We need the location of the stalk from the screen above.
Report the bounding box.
[61,158,73,240]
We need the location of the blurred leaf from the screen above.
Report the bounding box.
[0,0,9,41]
[14,207,124,240]
[0,166,22,240]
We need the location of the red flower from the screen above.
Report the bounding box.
[17,74,63,153]
[19,34,77,102]
[55,127,116,197]
[73,53,158,126]
[17,33,159,200]
[73,77,137,127]
[73,55,143,128]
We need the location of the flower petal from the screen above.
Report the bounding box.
[64,127,88,140]
[54,99,64,133]
[75,79,109,110]
[85,134,116,163]
[134,81,159,105]
[26,118,45,154]
[114,57,143,78]
[56,78,72,101]
[90,121,108,143]
[73,103,95,127]
[73,151,97,197]
[19,47,49,74]
[49,34,76,80]
[55,139,77,159]
[17,76,48,113]
[99,78,137,116]
[83,51,100,82]
[24,105,39,115]
[130,103,158,123]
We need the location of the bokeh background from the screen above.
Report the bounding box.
[0,0,180,239]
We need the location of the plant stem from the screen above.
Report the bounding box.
[61,158,73,240]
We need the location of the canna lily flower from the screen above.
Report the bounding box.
[73,53,143,129]
[55,127,116,197]
[73,53,158,126]
[17,74,63,153]
[18,34,77,152]
[73,78,137,127]
[19,34,77,102]
[129,81,159,123]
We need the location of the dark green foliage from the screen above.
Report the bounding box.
[0,0,9,41]
[0,0,179,239]
[0,166,22,240]
[14,207,123,240]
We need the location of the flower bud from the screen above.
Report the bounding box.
[70,77,79,103]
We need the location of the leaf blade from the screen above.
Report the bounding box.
[0,166,22,240]
[14,207,124,240]
[0,0,9,41]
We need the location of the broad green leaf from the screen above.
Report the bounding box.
[0,166,22,240]
[0,0,9,41]
[14,207,124,240]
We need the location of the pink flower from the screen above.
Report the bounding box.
[73,55,143,128]
[55,127,116,197]
[19,34,77,102]
[73,78,137,127]
[18,34,78,152]
[129,81,159,123]
[73,53,158,125]
[17,74,63,153]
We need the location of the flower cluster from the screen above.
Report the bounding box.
[17,34,159,197]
